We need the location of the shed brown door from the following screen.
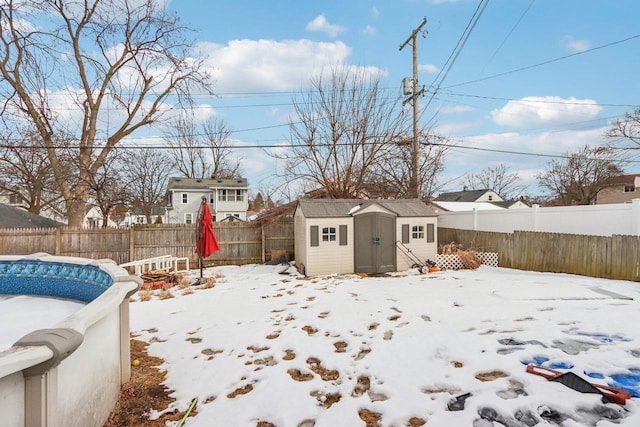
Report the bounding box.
[354,212,396,274]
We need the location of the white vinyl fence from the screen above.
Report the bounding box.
[436,199,640,237]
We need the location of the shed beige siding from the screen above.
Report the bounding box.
[294,209,308,272]
[303,217,353,276]
[395,217,438,271]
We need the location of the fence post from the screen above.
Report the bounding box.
[472,208,478,230]
[129,227,135,262]
[55,228,62,255]
[261,223,266,263]
[632,199,640,236]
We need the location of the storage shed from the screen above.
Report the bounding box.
[294,199,438,276]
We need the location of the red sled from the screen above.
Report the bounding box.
[526,364,631,405]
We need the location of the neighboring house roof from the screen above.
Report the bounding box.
[251,200,297,223]
[296,199,437,218]
[166,177,247,192]
[490,200,530,209]
[434,189,497,202]
[0,203,65,228]
[601,174,640,186]
[429,201,506,212]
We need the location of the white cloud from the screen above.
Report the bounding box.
[418,63,439,74]
[490,96,602,128]
[371,7,380,18]
[305,15,344,37]
[198,39,362,92]
[362,25,376,36]
[563,36,590,52]
[440,126,610,195]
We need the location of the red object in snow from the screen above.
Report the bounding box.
[196,199,220,258]
[526,364,631,405]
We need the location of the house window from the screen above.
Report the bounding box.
[322,227,337,242]
[181,193,188,204]
[488,195,493,201]
[184,213,193,224]
[209,193,215,204]
[412,225,424,239]
[218,189,237,202]
[218,189,245,202]
[625,185,635,193]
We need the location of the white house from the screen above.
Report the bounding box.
[165,177,249,224]
[294,199,438,276]
[430,188,529,212]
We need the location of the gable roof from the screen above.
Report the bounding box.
[434,189,495,202]
[296,199,437,218]
[0,204,65,228]
[429,201,506,212]
[166,177,248,191]
[601,174,640,186]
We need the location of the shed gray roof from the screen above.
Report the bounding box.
[435,189,493,202]
[166,177,247,191]
[296,199,437,218]
[0,204,65,228]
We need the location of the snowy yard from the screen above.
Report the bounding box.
[130,264,640,426]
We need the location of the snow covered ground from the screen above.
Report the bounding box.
[128,265,640,426]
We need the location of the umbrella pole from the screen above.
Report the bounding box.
[200,254,203,278]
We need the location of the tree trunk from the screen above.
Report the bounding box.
[66,199,88,228]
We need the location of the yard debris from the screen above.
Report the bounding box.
[438,242,482,270]
[526,364,631,405]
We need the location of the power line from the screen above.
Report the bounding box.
[480,0,536,72]
[435,90,640,108]
[445,33,640,89]
[422,0,490,113]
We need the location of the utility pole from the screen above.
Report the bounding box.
[400,17,427,199]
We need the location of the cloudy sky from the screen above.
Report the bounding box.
[161,0,640,197]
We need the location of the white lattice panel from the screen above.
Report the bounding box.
[436,252,498,270]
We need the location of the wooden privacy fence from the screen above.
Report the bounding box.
[439,227,640,282]
[0,221,294,268]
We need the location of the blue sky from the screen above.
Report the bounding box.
[163,0,640,198]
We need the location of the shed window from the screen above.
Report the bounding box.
[322,227,336,242]
[412,225,424,239]
[310,226,319,247]
[339,225,348,246]
[427,223,435,243]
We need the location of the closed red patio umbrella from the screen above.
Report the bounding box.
[195,197,220,277]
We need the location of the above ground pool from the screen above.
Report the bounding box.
[0,253,141,427]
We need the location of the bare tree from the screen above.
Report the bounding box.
[87,151,128,228]
[464,164,527,200]
[368,130,448,200]
[607,107,640,145]
[165,113,241,179]
[0,0,212,226]
[276,67,408,198]
[120,149,170,224]
[537,145,623,205]
[0,128,62,214]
